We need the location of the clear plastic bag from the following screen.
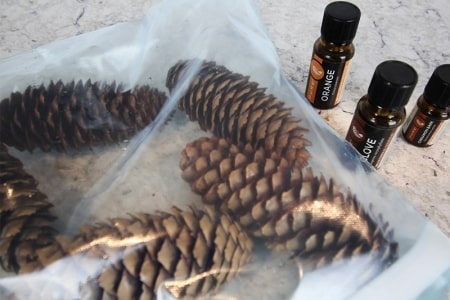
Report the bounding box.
[0,0,449,299]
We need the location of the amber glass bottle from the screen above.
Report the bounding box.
[305,1,361,109]
[403,64,450,147]
[345,60,418,169]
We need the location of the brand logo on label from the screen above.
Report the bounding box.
[351,123,365,142]
[310,60,324,81]
[414,114,426,128]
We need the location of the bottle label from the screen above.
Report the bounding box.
[402,107,448,146]
[346,112,397,169]
[306,54,350,109]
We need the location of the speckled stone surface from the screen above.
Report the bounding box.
[1,0,447,238]
[254,0,450,238]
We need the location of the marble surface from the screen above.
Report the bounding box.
[0,0,448,239]
[255,0,450,238]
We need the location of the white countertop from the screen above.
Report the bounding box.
[255,0,450,237]
[0,0,448,240]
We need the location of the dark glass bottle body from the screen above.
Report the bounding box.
[305,37,355,109]
[403,96,450,147]
[346,96,406,168]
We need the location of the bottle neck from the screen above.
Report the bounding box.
[358,95,406,128]
[418,96,450,119]
[314,37,355,61]
[320,36,352,47]
[367,98,405,112]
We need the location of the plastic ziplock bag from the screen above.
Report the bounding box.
[0,0,449,299]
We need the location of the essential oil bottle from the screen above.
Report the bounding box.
[305,1,361,109]
[402,64,450,147]
[345,60,418,169]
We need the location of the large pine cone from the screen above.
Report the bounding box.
[180,136,398,269]
[0,80,167,152]
[35,207,253,300]
[0,144,58,273]
[166,60,311,168]
[1,145,253,299]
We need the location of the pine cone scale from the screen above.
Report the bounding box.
[0,80,167,152]
[167,60,310,168]
[0,145,59,273]
[30,207,252,299]
[180,136,398,269]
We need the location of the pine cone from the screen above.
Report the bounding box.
[166,60,311,168]
[0,80,167,152]
[0,144,59,273]
[1,143,253,299]
[180,136,398,268]
[35,207,253,300]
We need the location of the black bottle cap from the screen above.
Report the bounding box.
[423,64,450,109]
[367,60,418,109]
[321,1,361,44]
